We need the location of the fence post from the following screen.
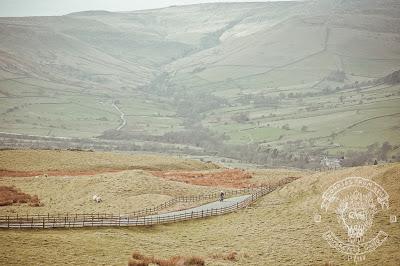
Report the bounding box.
[42,217,45,229]
[7,216,9,228]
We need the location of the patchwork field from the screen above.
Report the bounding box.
[1,0,399,168]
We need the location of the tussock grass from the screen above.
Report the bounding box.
[211,251,238,261]
[128,251,204,266]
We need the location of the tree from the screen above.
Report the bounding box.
[379,141,392,161]
[231,112,250,123]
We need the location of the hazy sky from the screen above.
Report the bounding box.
[0,0,295,17]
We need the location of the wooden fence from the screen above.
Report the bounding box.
[0,186,259,224]
[0,186,275,229]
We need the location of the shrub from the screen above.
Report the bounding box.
[225,252,238,261]
[211,251,238,262]
[184,256,205,265]
[131,251,146,261]
[128,258,148,266]
[128,252,204,266]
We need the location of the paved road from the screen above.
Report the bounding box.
[0,194,253,228]
[144,194,251,220]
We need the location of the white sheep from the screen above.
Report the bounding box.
[92,195,102,203]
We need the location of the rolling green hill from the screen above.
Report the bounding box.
[0,0,399,167]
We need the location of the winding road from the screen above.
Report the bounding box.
[0,181,293,229]
[112,103,127,131]
[0,193,263,229]
[145,195,251,220]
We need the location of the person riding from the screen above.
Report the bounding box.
[220,191,225,202]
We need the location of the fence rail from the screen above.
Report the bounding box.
[0,179,293,229]
[0,187,259,222]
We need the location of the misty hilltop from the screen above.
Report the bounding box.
[0,0,399,168]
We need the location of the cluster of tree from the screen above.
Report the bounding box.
[236,93,281,106]
[0,134,141,152]
[231,112,250,123]
[327,69,400,95]
[174,92,227,119]
[326,70,347,82]
[4,106,19,114]
[341,142,399,167]
[376,69,400,85]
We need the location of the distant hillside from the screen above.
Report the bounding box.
[0,0,399,168]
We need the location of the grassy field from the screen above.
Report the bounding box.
[0,160,398,265]
[202,83,400,156]
[0,150,304,216]
[0,150,218,215]
[0,150,218,173]
[0,1,399,164]
[0,170,218,215]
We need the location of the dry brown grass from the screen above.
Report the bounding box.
[211,251,238,261]
[1,162,398,265]
[0,150,221,215]
[0,170,218,215]
[0,149,219,175]
[0,185,41,206]
[151,169,253,188]
[128,251,204,266]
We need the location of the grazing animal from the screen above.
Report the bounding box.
[93,195,102,203]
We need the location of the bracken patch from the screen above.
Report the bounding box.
[150,169,254,188]
[0,186,42,206]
